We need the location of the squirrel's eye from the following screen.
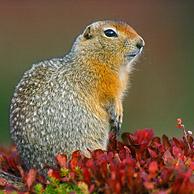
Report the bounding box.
[104,29,118,37]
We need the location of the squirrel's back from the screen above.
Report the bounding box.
[10,56,109,170]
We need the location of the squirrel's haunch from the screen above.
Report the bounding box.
[10,20,144,173]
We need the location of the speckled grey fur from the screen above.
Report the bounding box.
[10,53,109,172]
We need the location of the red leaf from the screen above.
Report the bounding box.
[124,146,131,159]
[162,135,171,150]
[172,146,183,159]
[134,129,154,145]
[17,165,25,179]
[70,150,82,169]
[115,181,121,193]
[163,150,174,166]
[121,132,132,145]
[85,158,94,168]
[148,148,158,158]
[47,169,60,180]
[107,151,114,162]
[91,149,105,160]
[172,170,194,194]
[56,154,67,168]
[72,150,82,158]
[83,168,91,184]
[148,161,158,174]
[0,177,7,186]
[25,168,37,189]
[172,137,184,149]
[190,162,194,171]
[89,184,95,193]
[144,181,154,190]
[113,153,121,164]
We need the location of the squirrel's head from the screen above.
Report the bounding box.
[72,20,145,72]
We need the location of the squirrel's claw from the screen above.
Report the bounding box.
[115,110,123,136]
[109,100,123,137]
[117,115,122,134]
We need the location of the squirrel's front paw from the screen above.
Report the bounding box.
[109,100,123,136]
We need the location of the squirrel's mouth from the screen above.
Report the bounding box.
[126,47,143,58]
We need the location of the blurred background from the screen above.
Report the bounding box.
[0,0,194,144]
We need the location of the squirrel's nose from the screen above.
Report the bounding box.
[136,38,145,49]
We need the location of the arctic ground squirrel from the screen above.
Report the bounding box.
[10,20,145,172]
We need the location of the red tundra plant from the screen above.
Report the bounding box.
[0,119,193,194]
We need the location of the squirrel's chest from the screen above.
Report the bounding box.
[95,68,122,104]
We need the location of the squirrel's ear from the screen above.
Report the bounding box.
[83,26,93,40]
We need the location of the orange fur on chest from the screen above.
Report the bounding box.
[91,61,122,106]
